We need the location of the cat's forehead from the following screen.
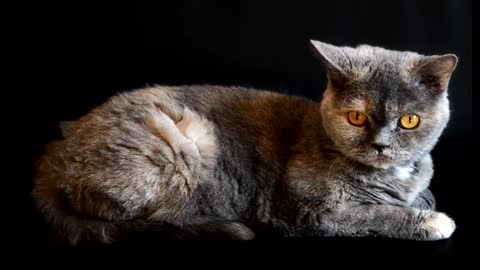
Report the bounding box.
[339,89,430,115]
[338,73,432,114]
[343,46,419,81]
[342,49,429,110]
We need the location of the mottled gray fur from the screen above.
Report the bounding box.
[32,40,458,244]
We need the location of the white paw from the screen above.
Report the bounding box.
[419,212,456,240]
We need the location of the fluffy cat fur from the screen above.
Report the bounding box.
[32,40,458,244]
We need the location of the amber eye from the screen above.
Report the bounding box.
[399,114,420,129]
[347,111,368,127]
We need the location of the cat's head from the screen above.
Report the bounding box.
[311,40,457,169]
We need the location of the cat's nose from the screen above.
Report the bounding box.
[372,143,389,153]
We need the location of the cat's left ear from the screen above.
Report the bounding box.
[413,54,458,92]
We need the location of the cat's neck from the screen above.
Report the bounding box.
[293,104,337,156]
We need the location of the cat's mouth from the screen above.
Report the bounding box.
[354,151,396,169]
[370,158,393,169]
[339,146,398,169]
[369,153,398,168]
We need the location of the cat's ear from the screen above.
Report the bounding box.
[310,40,348,88]
[413,54,458,92]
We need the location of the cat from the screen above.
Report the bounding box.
[32,40,457,245]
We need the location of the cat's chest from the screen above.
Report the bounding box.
[346,164,423,206]
[393,166,415,181]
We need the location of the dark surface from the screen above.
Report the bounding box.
[16,0,472,260]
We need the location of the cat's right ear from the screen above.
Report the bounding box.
[310,40,348,89]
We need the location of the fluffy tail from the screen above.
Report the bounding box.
[119,217,256,241]
[32,188,254,245]
[32,186,120,245]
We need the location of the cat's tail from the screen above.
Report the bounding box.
[32,186,254,245]
[118,217,256,241]
[32,183,120,245]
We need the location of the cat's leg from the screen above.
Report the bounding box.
[142,107,219,221]
[410,189,436,210]
[318,205,455,241]
[409,155,436,210]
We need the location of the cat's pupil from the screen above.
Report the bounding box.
[355,112,360,120]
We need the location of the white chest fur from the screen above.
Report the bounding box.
[394,166,414,180]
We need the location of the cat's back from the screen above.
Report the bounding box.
[95,84,315,139]
[47,84,315,170]
[121,84,313,117]
[146,84,316,152]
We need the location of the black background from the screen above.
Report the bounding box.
[17,0,472,261]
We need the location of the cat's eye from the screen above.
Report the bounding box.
[399,114,420,129]
[347,111,368,127]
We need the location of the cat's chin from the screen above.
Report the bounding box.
[366,160,394,170]
[351,154,396,170]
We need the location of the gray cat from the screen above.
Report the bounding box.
[32,40,458,244]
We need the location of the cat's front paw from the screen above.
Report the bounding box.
[415,211,456,241]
